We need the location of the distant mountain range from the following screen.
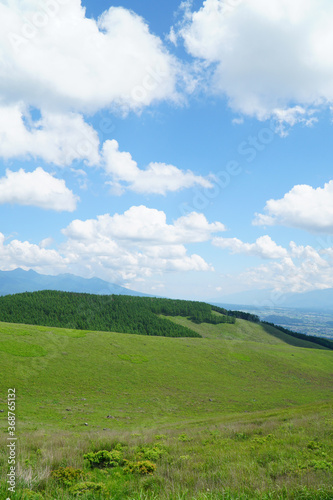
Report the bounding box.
[0,268,149,297]
[2,269,333,311]
[215,287,333,311]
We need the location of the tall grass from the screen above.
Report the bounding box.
[1,403,332,499]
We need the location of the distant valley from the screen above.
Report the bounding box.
[213,303,333,340]
[216,287,333,311]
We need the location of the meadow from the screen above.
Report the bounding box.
[0,310,332,499]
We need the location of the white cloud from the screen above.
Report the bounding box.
[60,205,224,280]
[102,140,212,195]
[0,168,79,211]
[63,205,225,245]
[232,117,244,125]
[1,1,180,114]
[0,1,182,166]
[213,235,288,259]
[176,0,333,122]
[289,241,328,267]
[39,237,54,249]
[238,251,333,294]
[213,233,333,293]
[0,104,100,166]
[0,206,225,283]
[0,233,68,274]
[218,239,333,295]
[253,181,333,233]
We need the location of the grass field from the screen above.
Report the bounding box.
[0,317,332,499]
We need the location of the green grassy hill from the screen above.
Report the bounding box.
[0,297,332,499]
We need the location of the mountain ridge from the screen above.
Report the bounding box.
[0,268,150,297]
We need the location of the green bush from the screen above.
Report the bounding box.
[84,449,124,468]
[51,466,85,486]
[136,445,166,461]
[178,433,192,442]
[123,460,157,475]
[307,440,321,450]
[154,434,167,441]
[70,481,107,495]
[308,459,333,471]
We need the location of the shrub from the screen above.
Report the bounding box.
[178,433,192,442]
[70,481,107,495]
[123,460,157,475]
[51,466,85,486]
[308,459,333,471]
[136,445,166,461]
[154,434,167,440]
[83,449,124,468]
[307,440,321,450]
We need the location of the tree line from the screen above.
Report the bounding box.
[211,305,260,323]
[0,291,235,338]
[262,321,333,350]
[1,291,330,348]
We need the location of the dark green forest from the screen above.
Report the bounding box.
[0,291,332,349]
[262,321,333,350]
[211,304,260,323]
[0,291,234,338]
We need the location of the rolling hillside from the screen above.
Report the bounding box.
[0,296,332,499]
[0,317,331,430]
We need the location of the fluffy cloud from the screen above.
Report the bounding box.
[102,140,212,195]
[238,252,333,294]
[0,206,225,282]
[0,167,79,211]
[220,241,333,294]
[1,1,179,114]
[213,235,288,259]
[0,233,68,274]
[60,205,224,280]
[0,1,181,166]
[0,104,100,166]
[213,233,333,293]
[63,205,225,245]
[253,181,333,233]
[175,0,333,122]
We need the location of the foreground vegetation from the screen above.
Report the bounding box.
[0,402,332,499]
[0,295,332,498]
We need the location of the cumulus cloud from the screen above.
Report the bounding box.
[218,240,333,295]
[0,104,100,166]
[102,140,212,195]
[253,181,333,233]
[213,235,288,259]
[0,1,182,166]
[0,1,179,114]
[0,233,68,274]
[213,233,333,293]
[238,250,333,294]
[0,168,79,211]
[175,0,333,122]
[60,205,225,280]
[63,205,225,245]
[0,206,225,282]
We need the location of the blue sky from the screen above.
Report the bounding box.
[1,0,333,300]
